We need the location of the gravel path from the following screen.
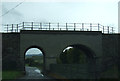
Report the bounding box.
[20,66,52,79]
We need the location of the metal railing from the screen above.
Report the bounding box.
[3,22,115,33]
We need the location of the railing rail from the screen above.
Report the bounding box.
[3,22,115,33]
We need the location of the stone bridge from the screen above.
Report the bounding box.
[2,30,120,79]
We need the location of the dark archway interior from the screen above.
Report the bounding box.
[69,44,96,59]
[58,44,96,64]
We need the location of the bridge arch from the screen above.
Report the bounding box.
[59,44,96,64]
[23,45,46,73]
[69,44,96,58]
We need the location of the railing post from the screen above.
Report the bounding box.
[66,23,68,30]
[7,24,8,32]
[112,27,113,33]
[74,23,76,31]
[103,26,104,33]
[40,23,42,30]
[98,23,100,31]
[17,24,18,32]
[82,23,84,31]
[23,22,24,30]
[31,22,33,30]
[49,22,51,30]
[12,24,13,32]
[90,23,92,31]
[58,23,59,30]
[108,26,109,34]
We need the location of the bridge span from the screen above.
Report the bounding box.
[2,30,120,79]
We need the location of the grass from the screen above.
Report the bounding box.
[2,70,23,79]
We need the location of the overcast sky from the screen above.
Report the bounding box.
[26,48,42,55]
[1,0,119,32]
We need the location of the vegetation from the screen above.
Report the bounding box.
[57,47,87,64]
[25,55,43,71]
[2,70,23,79]
[3,55,44,79]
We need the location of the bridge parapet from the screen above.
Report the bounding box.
[3,22,114,34]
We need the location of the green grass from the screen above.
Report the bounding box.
[2,70,23,79]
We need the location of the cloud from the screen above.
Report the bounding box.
[2,5,23,24]
[1,0,119,2]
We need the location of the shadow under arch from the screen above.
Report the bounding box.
[58,44,98,79]
[69,44,96,59]
[24,45,46,74]
[60,44,96,63]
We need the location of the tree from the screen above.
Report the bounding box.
[25,58,34,66]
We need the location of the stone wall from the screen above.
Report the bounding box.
[101,34,119,78]
[50,64,96,79]
[102,34,118,58]
[2,33,20,70]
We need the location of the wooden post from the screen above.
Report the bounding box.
[108,26,109,34]
[90,23,92,31]
[23,22,24,30]
[12,24,13,32]
[31,22,33,30]
[74,23,76,31]
[98,23,100,31]
[40,23,42,30]
[17,24,18,32]
[112,27,114,33]
[7,24,8,32]
[49,23,51,30]
[103,26,104,33]
[66,23,68,30]
[82,23,84,31]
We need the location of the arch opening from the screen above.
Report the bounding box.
[24,46,45,75]
[57,44,96,64]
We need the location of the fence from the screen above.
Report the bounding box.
[3,22,115,33]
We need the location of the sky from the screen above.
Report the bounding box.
[0,0,120,32]
[0,0,119,54]
[26,48,42,55]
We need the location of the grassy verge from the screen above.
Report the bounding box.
[2,70,23,79]
[46,72,119,81]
